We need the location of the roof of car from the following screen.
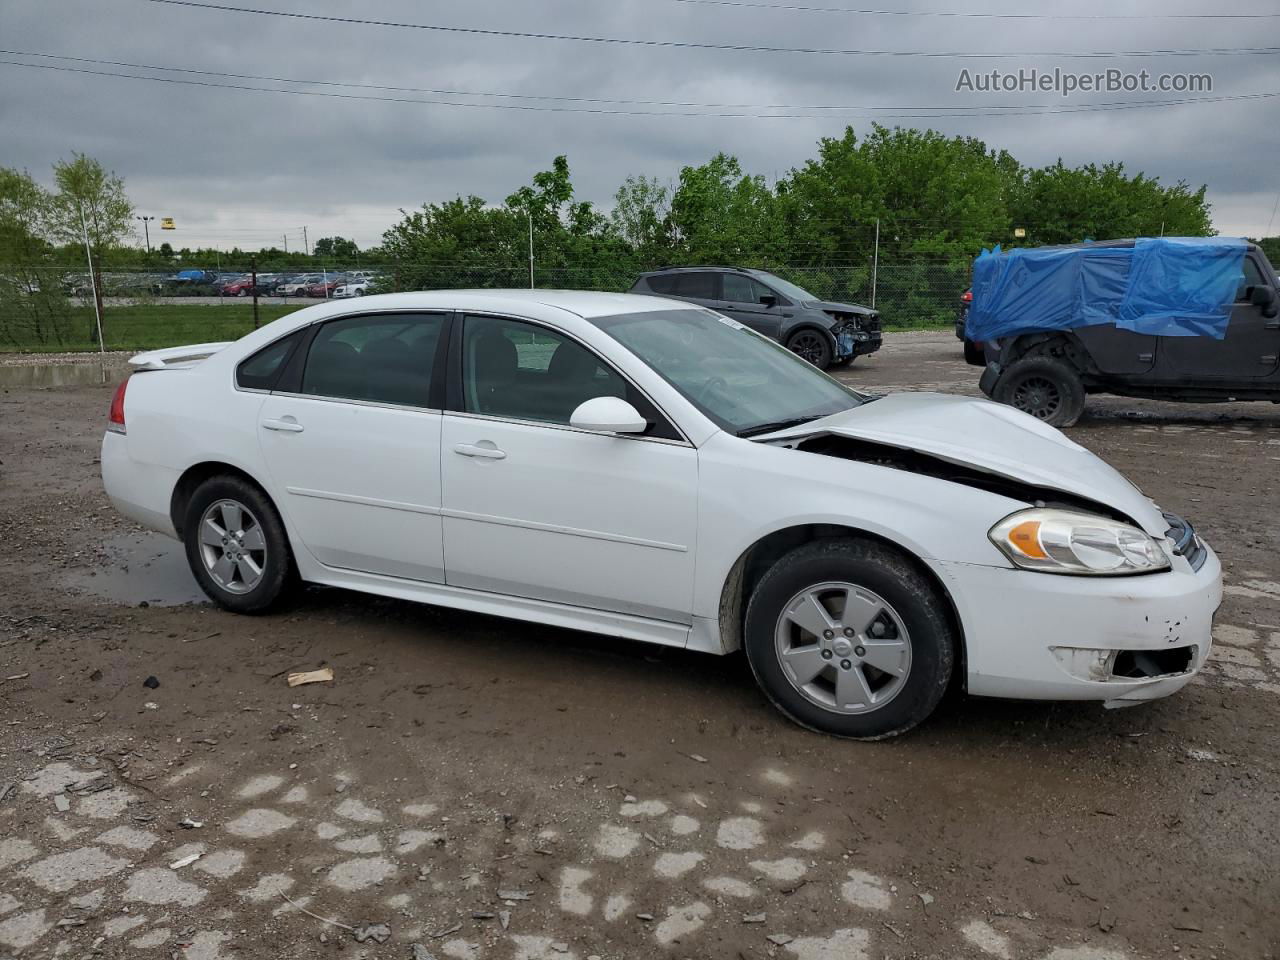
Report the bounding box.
[647,265,761,275]
[272,289,684,326]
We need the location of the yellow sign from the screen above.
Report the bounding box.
[160,217,176,230]
[1013,227,1027,239]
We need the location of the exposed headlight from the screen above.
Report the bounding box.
[989,508,1170,576]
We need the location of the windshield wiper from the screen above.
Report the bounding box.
[736,415,823,438]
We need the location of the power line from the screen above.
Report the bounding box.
[5,49,1272,115]
[4,57,1278,120]
[670,0,1280,19]
[144,0,1280,59]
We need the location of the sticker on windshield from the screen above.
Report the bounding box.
[708,310,747,331]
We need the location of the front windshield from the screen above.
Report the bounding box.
[591,308,864,435]
[756,273,818,304]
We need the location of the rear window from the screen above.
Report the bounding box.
[671,272,718,299]
[236,330,303,391]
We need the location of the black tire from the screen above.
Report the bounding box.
[786,329,833,369]
[993,355,1085,427]
[962,338,985,366]
[743,538,955,740]
[183,475,293,614]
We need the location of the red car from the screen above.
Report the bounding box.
[303,277,345,298]
[219,276,254,298]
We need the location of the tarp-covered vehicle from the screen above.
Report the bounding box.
[970,238,1280,426]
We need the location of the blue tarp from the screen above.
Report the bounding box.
[965,237,1247,342]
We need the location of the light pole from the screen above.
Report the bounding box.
[136,215,156,253]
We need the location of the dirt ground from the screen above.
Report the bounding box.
[1,331,1278,960]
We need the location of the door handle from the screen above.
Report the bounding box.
[261,418,305,433]
[454,442,506,460]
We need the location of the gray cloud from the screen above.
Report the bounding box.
[1,0,1277,250]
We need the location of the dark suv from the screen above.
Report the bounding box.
[630,266,882,370]
[979,240,1280,426]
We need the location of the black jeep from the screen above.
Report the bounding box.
[978,240,1280,426]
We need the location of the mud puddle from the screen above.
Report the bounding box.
[64,530,207,606]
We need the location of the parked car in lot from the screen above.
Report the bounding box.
[102,291,1220,739]
[304,276,349,299]
[152,269,217,294]
[631,266,882,370]
[976,239,1280,426]
[333,279,371,298]
[217,275,255,298]
[955,289,986,365]
[276,275,323,297]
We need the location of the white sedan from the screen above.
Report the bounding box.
[332,280,371,299]
[101,291,1221,738]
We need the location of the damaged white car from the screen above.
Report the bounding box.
[101,291,1222,738]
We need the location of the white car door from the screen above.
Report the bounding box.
[257,311,449,582]
[440,313,699,624]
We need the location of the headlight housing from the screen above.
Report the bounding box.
[989,508,1171,576]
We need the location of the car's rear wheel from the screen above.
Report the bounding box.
[744,538,955,739]
[994,355,1085,427]
[786,329,833,369]
[183,476,293,614]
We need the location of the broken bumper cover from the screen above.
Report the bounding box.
[934,542,1221,704]
[835,328,882,359]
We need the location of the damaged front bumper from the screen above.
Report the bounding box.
[933,541,1222,705]
[834,322,882,360]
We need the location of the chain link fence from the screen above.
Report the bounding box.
[0,260,971,353]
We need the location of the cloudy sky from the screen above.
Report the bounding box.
[2,0,1278,253]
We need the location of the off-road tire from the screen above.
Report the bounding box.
[744,538,955,740]
[993,355,1085,427]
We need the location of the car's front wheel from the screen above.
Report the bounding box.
[183,476,293,614]
[786,329,833,369]
[744,538,955,739]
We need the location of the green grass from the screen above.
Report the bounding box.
[0,304,306,353]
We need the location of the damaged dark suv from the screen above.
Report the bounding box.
[630,266,882,370]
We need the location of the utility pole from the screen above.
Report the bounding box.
[303,226,310,257]
[282,234,289,254]
[871,218,880,310]
[79,204,106,353]
[528,211,535,289]
[135,215,155,253]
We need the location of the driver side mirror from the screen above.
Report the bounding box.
[1248,284,1278,317]
[759,294,778,308]
[570,396,647,435]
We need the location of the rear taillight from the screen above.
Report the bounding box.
[108,379,128,434]
[961,290,973,303]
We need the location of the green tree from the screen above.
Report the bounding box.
[1010,161,1212,245]
[48,153,134,255]
[0,168,73,345]
[313,235,360,259]
[381,196,525,290]
[611,175,673,264]
[669,154,782,264]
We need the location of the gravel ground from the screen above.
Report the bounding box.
[1,331,1278,960]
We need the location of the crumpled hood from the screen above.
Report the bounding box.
[802,300,877,319]
[760,392,1168,535]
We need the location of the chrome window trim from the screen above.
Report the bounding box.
[268,390,443,416]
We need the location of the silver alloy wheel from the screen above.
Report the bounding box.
[198,499,267,595]
[773,581,912,715]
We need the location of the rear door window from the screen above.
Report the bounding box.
[237,330,304,391]
[671,272,718,300]
[301,313,446,408]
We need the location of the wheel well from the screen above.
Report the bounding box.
[170,462,274,539]
[785,324,835,346]
[717,524,967,688]
[1003,332,1093,376]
